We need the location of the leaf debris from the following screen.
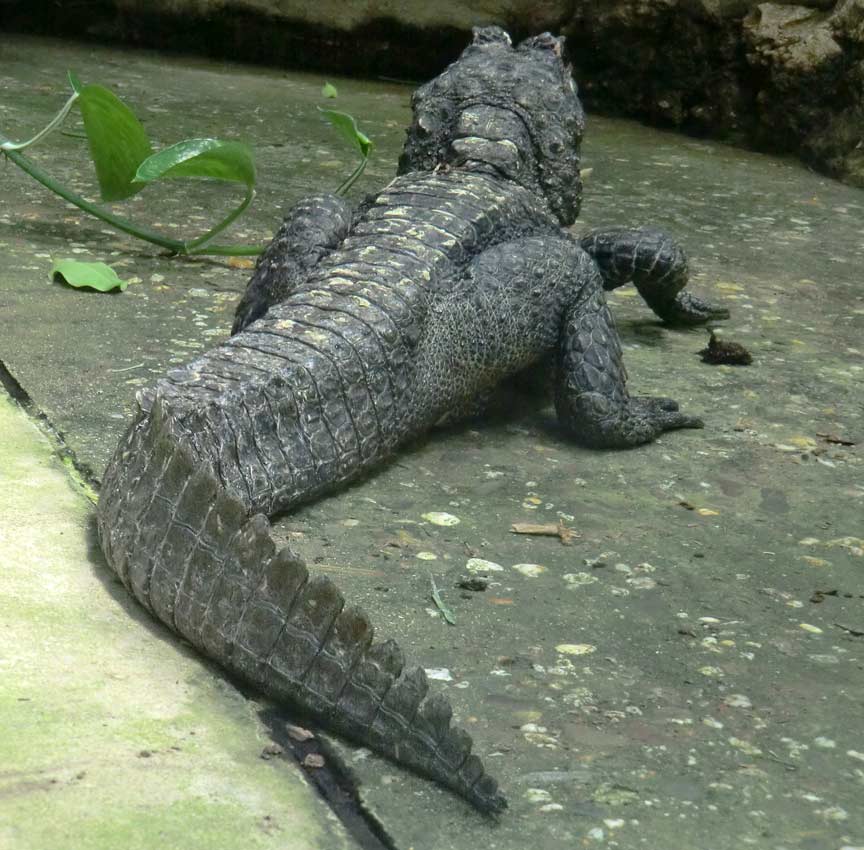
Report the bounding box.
[510,520,577,545]
[430,575,456,625]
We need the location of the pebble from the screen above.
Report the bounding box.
[525,787,552,802]
[425,668,453,681]
[728,737,762,756]
[556,643,596,656]
[422,511,460,526]
[466,557,504,573]
[512,563,546,578]
[563,572,598,587]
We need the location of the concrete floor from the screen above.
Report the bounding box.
[1,34,863,850]
[0,397,356,850]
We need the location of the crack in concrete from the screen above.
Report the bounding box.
[262,707,399,850]
[0,356,100,500]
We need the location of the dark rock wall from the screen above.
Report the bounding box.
[2,0,862,185]
[566,1,864,185]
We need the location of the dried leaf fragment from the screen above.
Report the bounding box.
[698,332,752,366]
[511,521,577,545]
[430,575,456,625]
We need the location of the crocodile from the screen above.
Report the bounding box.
[96,26,728,816]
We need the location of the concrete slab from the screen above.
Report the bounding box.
[2,34,864,850]
[0,396,358,849]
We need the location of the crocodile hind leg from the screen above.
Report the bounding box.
[409,236,580,427]
[579,226,729,325]
[411,236,701,449]
[555,249,704,448]
[232,193,353,334]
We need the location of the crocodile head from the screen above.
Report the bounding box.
[398,26,586,225]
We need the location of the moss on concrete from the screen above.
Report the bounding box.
[0,396,356,850]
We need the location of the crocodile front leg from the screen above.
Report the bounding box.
[555,252,703,448]
[579,226,729,325]
[232,193,353,334]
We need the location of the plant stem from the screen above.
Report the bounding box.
[0,92,79,153]
[3,146,184,251]
[2,146,264,256]
[335,155,368,196]
[189,243,264,257]
[185,186,255,254]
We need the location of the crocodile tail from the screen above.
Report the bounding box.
[96,394,507,815]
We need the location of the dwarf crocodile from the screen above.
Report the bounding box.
[97,26,728,815]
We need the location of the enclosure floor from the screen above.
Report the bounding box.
[0,397,358,850]
[1,34,863,850]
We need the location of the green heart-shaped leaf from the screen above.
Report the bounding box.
[321,81,338,99]
[319,108,372,159]
[135,138,256,187]
[51,259,128,292]
[75,83,153,202]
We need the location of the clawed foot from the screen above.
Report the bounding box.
[630,395,704,437]
[232,295,267,335]
[568,393,704,448]
[661,292,730,326]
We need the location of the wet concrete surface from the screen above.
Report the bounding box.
[2,34,863,850]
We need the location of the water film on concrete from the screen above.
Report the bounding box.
[1,34,862,850]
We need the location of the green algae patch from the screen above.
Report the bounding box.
[0,397,355,850]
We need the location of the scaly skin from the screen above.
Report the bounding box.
[97,27,727,815]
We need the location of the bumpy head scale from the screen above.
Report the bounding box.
[398,26,585,224]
